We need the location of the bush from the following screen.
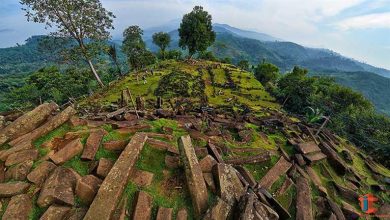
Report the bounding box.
[154,71,204,98]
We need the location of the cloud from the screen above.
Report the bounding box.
[336,12,390,30]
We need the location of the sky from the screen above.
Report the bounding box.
[1,0,390,69]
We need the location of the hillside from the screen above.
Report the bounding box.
[0,60,389,219]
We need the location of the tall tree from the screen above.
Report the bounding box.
[178,6,216,58]
[122,26,155,70]
[20,0,115,87]
[108,44,122,76]
[254,62,280,85]
[152,32,171,59]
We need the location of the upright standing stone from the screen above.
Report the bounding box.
[2,194,32,219]
[132,191,153,220]
[296,176,313,220]
[0,102,58,145]
[178,135,208,218]
[50,138,83,165]
[81,130,106,160]
[84,133,148,220]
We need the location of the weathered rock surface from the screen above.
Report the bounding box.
[0,181,30,197]
[27,161,57,185]
[115,124,151,134]
[296,141,321,154]
[5,149,39,166]
[50,138,83,165]
[234,165,257,188]
[5,106,77,159]
[203,172,216,192]
[40,205,71,220]
[165,155,180,169]
[5,160,33,181]
[0,102,58,146]
[213,163,245,205]
[103,140,128,151]
[131,169,154,187]
[64,208,87,220]
[132,191,153,220]
[199,155,217,173]
[156,207,173,220]
[226,153,271,165]
[176,209,188,220]
[81,129,107,160]
[37,167,77,207]
[318,142,347,175]
[341,201,360,220]
[84,133,147,220]
[147,137,173,151]
[259,156,292,189]
[96,158,114,178]
[333,182,359,201]
[296,176,313,220]
[178,135,208,218]
[2,194,32,219]
[76,175,102,204]
[253,199,279,220]
[203,197,232,220]
[276,177,294,196]
[304,152,327,164]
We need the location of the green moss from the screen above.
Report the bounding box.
[244,155,280,181]
[136,144,166,181]
[270,175,287,194]
[33,123,71,148]
[62,156,89,176]
[276,183,295,212]
[95,146,120,161]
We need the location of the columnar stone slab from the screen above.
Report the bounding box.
[203,197,232,220]
[50,138,83,165]
[156,207,173,220]
[0,181,30,197]
[213,163,245,205]
[2,194,32,219]
[40,205,71,220]
[27,161,57,185]
[259,156,292,189]
[132,191,153,220]
[76,175,102,204]
[178,135,208,218]
[103,140,128,151]
[5,160,33,181]
[96,158,114,178]
[84,133,148,220]
[6,106,77,155]
[37,167,77,207]
[296,176,313,220]
[115,124,151,134]
[81,129,107,160]
[276,177,294,196]
[296,141,321,154]
[199,155,217,173]
[0,102,57,145]
[5,149,39,166]
[130,169,154,187]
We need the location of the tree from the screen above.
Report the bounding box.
[152,32,171,59]
[178,6,216,58]
[254,62,279,85]
[20,0,115,87]
[108,44,122,76]
[122,26,156,70]
[238,60,250,71]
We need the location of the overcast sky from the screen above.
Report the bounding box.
[1,0,390,69]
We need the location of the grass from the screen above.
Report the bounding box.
[276,183,296,213]
[244,155,280,181]
[62,156,90,176]
[29,195,47,220]
[33,123,71,148]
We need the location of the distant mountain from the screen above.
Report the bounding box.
[213,23,282,42]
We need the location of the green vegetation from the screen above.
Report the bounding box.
[179,6,216,57]
[152,32,171,59]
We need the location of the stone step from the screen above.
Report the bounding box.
[84,133,147,220]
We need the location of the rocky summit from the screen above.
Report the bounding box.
[0,60,389,219]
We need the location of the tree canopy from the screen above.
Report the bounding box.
[20,0,115,87]
[178,6,216,58]
[152,32,171,58]
[254,62,279,85]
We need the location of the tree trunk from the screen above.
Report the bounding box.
[87,59,104,87]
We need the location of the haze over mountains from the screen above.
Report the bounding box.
[1,21,390,115]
